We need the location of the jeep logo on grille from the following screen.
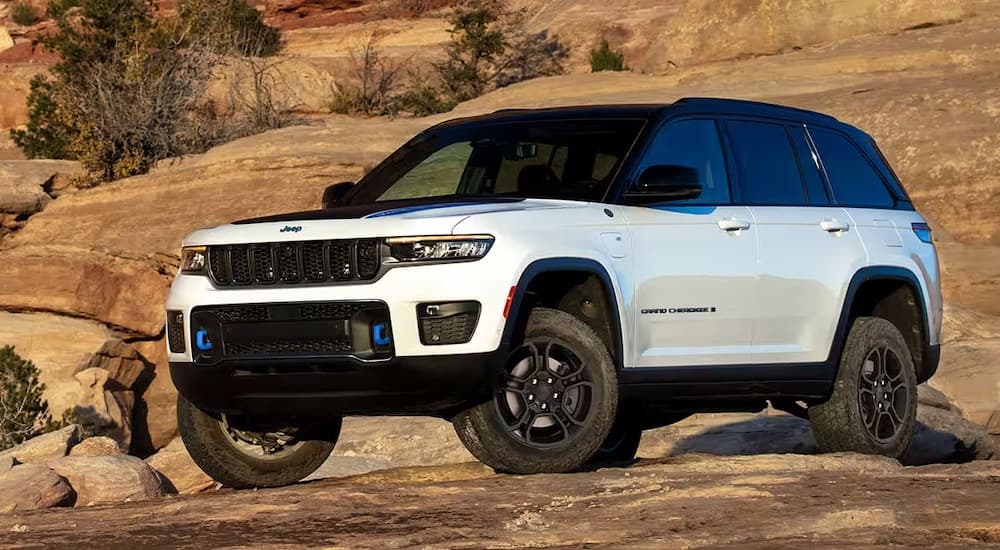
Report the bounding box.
[279,225,303,233]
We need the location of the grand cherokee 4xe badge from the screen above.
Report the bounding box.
[641,306,717,314]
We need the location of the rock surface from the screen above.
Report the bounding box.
[0,425,80,464]
[145,437,214,495]
[0,464,75,514]
[68,437,122,457]
[2,454,1000,546]
[0,312,110,422]
[46,455,171,506]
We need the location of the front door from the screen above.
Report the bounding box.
[624,118,758,367]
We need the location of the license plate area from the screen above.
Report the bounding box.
[190,301,392,364]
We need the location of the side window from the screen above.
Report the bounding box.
[725,120,806,205]
[634,119,730,204]
[787,126,830,205]
[809,128,895,208]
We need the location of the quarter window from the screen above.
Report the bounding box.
[810,128,895,208]
[726,120,806,205]
[635,119,730,204]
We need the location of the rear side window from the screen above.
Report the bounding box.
[726,120,805,205]
[787,126,830,205]
[635,119,730,205]
[810,128,895,208]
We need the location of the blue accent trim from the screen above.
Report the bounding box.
[195,328,213,351]
[373,323,391,346]
[365,202,493,218]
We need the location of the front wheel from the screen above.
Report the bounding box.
[809,316,917,459]
[453,308,618,474]
[177,395,339,489]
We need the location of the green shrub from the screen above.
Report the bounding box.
[590,39,627,72]
[11,0,288,185]
[0,346,52,451]
[10,1,38,26]
[9,75,76,160]
[177,0,282,57]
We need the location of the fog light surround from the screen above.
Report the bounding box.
[417,301,481,345]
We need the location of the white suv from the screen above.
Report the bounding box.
[166,98,942,487]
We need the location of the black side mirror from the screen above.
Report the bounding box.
[322,181,354,209]
[624,164,702,204]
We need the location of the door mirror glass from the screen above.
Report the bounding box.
[625,164,703,204]
[322,181,354,209]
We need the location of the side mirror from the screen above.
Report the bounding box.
[322,181,354,209]
[624,164,702,204]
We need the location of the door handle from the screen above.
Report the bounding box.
[820,219,849,233]
[717,218,751,231]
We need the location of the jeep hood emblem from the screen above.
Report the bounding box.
[279,225,303,233]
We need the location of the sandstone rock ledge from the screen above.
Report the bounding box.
[0,453,998,547]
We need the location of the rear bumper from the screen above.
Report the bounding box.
[169,352,503,418]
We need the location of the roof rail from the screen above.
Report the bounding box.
[674,97,839,123]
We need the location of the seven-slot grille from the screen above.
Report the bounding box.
[208,239,380,287]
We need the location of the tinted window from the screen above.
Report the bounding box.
[726,120,805,205]
[635,119,730,204]
[787,126,830,205]
[355,119,644,204]
[810,128,894,208]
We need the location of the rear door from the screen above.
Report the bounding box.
[624,118,758,367]
[724,119,867,364]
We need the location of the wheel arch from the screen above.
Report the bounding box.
[832,266,937,383]
[501,258,626,370]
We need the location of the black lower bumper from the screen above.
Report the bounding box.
[170,352,503,418]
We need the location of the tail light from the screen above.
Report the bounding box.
[911,222,933,244]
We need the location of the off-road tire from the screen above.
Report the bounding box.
[453,307,618,474]
[809,316,917,458]
[177,394,339,489]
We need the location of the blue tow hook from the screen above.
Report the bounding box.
[372,323,391,346]
[195,328,213,351]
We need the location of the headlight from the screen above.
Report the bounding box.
[385,235,493,263]
[180,246,207,274]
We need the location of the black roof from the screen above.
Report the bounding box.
[432,97,841,129]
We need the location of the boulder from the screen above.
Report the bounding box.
[0,27,14,53]
[76,339,151,390]
[0,160,78,215]
[917,384,961,414]
[145,438,214,495]
[73,367,134,450]
[905,406,998,465]
[0,425,81,464]
[131,339,178,454]
[47,455,171,506]
[0,312,111,424]
[0,245,171,338]
[0,456,13,476]
[0,464,75,513]
[69,437,123,457]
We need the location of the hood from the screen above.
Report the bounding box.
[182,198,585,246]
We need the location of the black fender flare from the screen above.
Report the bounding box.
[830,265,937,382]
[500,257,625,370]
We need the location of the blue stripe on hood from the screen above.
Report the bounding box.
[364,202,493,218]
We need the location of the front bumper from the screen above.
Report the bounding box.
[170,352,504,418]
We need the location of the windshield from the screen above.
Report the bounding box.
[345,119,646,204]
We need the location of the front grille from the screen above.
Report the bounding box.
[190,301,391,363]
[226,339,353,357]
[208,239,381,287]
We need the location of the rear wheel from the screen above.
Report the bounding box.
[809,316,917,458]
[453,308,618,474]
[177,395,339,489]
